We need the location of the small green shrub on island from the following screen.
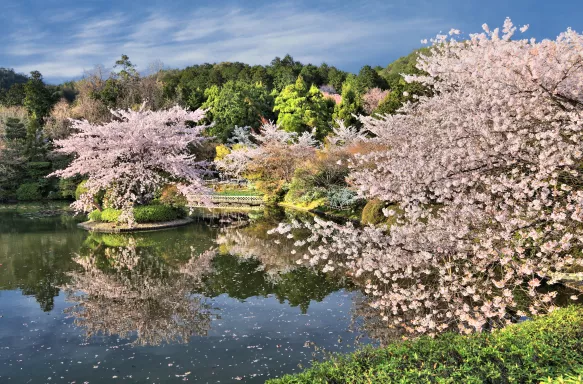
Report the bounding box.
[100,208,122,222]
[16,182,42,200]
[88,204,185,223]
[133,204,185,223]
[267,306,583,384]
[88,210,102,222]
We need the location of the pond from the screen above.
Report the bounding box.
[0,204,374,383]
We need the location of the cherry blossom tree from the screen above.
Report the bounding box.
[273,20,583,335]
[49,104,212,222]
[362,87,389,115]
[215,121,318,183]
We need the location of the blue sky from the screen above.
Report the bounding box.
[2,0,582,84]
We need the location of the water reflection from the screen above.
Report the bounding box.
[0,206,368,383]
[0,205,85,311]
[63,238,216,346]
[56,214,351,346]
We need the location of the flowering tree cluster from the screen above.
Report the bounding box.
[215,121,318,184]
[49,104,212,222]
[362,87,389,114]
[272,20,583,335]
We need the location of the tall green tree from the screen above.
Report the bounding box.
[299,64,322,87]
[0,117,27,197]
[333,82,363,128]
[202,81,274,141]
[269,54,302,91]
[0,83,26,106]
[24,71,54,122]
[326,67,347,92]
[273,76,333,139]
[356,65,388,93]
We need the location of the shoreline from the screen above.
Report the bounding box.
[77,217,194,233]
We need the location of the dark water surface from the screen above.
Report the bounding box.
[0,204,370,383]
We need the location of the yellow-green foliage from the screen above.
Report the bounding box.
[541,373,583,384]
[361,198,385,225]
[89,204,185,224]
[75,180,88,200]
[214,144,231,161]
[268,306,583,384]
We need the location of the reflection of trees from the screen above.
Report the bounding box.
[217,228,298,273]
[212,209,350,313]
[199,254,348,314]
[217,209,313,274]
[0,209,84,312]
[350,294,408,347]
[62,240,216,346]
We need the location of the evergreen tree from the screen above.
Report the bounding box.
[202,81,274,141]
[333,83,363,128]
[24,71,54,122]
[273,76,333,139]
[0,83,26,106]
[356,65,388,93]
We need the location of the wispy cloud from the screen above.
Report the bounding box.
[2,1,449,82]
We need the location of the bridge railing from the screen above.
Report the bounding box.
[192,194,264,206]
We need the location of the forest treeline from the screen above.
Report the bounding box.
[0,50,428,201]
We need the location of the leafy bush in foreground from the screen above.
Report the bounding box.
[267,306,583,384]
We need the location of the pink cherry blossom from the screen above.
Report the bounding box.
[49,103,212,222]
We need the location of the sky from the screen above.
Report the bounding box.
[1,0,583,84]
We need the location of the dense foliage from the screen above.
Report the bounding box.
[268,306,583,384]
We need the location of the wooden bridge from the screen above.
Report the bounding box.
[193,194,264,207]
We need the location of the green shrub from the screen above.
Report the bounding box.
[16,182,42,200]
[361,198,385,225]
[267,306,583,384]
[94,205,185,223]
[100,208,122,223]
[133,204,185,223]
[58,177,79,199]
[88,210,102,222]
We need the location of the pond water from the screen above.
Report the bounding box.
[0,204,373,383]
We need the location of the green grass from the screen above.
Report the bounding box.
[268,306,583,384]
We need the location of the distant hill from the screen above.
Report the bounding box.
[380,47,431,88]
[0,68,28,90]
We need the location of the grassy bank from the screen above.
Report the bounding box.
[267,306,583,384]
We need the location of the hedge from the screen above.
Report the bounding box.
[88,204,185,223]
[133,204,185,223]
[267,306,583,384]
